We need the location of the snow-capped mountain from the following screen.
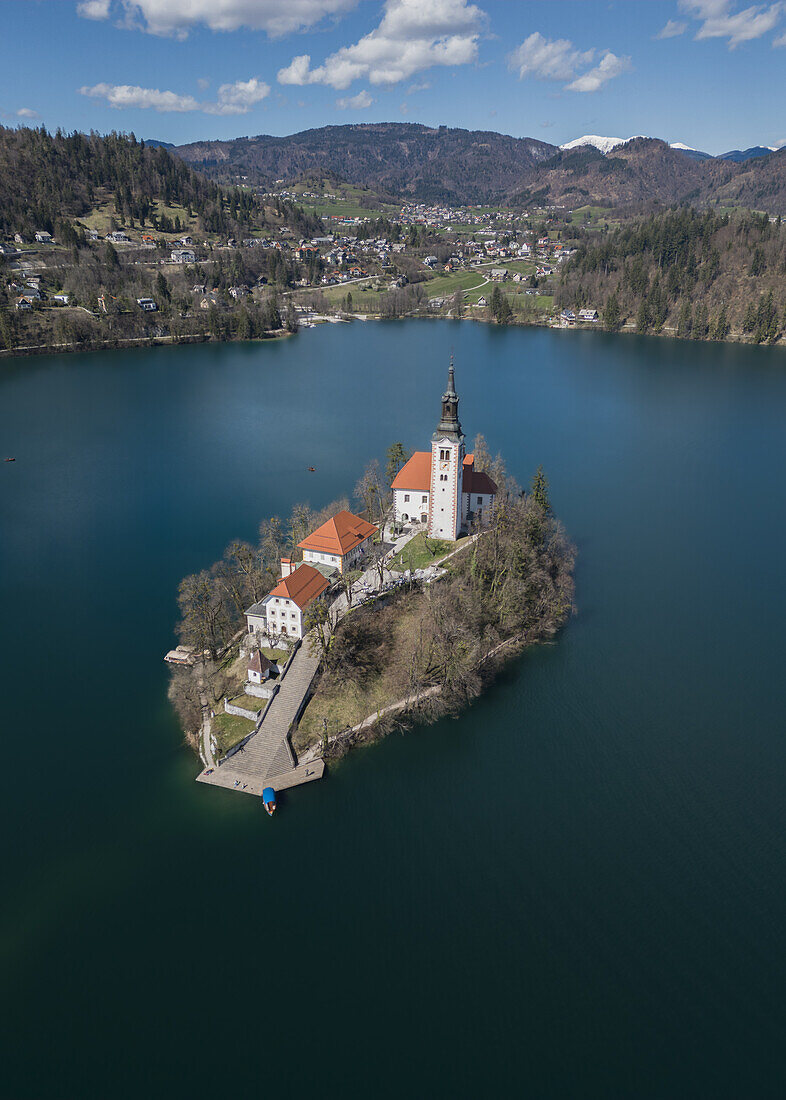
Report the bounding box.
[559,135,629,154]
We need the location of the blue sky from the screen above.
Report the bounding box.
[2,0,785,154]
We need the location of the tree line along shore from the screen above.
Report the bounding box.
[6,130,786,358]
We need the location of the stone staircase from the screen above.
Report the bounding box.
[217,641,321,783]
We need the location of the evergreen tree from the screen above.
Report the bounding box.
[636,299,651,334]
[677,299,693,339]
[529,465,551,514]
[693,303,708,339]
[385,442,410,486]
[155,271,170,302]
[603,291,621,332]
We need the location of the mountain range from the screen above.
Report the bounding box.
[167,123,786,212]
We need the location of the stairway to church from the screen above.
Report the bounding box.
[218,641,321,782]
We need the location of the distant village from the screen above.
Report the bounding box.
[1,186,603,349]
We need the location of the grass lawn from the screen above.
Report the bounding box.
[212,711,255,754]
[260,647,288,662]
[388,532,468,572]
[229,693,267,713]
[423,270,487,299]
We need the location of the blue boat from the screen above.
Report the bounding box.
[262,787,277,816]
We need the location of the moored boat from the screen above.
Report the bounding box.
[262,787,276,815]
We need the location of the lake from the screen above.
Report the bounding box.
[2,321,786,1098]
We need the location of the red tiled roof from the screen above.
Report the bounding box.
[391,452,432,492]
[465,468,497,496]
[391,451,497,496]
[268,563,329,609]
[248,650,273,675]
[298,510,378,557]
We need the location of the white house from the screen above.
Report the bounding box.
[244,562,330,644]
[171,248,195,263]
[137,297,157,311]
[579,308,599,322]
[298,510,378,575]
[34,231,53,243]
[53,293,70,305]
[391,364,497,540]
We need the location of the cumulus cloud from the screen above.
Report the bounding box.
[277,0,485,89]
[79,83,201,111]
[508,32,631,93]
[566,51,632,92]
[655,18,688,37]
[76,0,358,38]
[79,77,269,114]
[16,107,41,119]
[772,28,786,40]
[336,89,374,109]
[508,32,594,81]
[679,0,782,47]
[76,0,111,18]
[205,77,270,114]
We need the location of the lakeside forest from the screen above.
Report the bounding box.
[168,443,575,759]
[4,125,786,354]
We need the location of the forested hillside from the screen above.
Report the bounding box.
[174,123,557,204]
[557,208,786,342]
[0,126,318,240]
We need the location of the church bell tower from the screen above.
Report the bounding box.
[429,359,465,540]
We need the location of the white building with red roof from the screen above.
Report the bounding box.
[245,562,330,644]
[391,362,497,539]
[297,510,377,575]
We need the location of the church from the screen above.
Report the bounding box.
[391,362,497,540]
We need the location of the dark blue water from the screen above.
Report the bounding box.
[2,322,786,1098]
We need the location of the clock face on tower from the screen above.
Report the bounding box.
[440,461,448,471]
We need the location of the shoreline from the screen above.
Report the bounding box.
[3,310,784,363]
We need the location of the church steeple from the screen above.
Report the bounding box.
[432,356,463,443]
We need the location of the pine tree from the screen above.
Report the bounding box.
[693,303,708,339]
[529,465,551,514]
[636,299,651,333]
[677,299,692,339]
[603,291,621,332]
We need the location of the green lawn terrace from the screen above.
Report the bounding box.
[211,710,255,755]
[387,532,469,573]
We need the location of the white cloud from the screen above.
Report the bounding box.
[277,0,485,89]
[196,77,210,90]
[79,83,201,111]
[205,77,270,114]
[655,19,688,37]
[679,0,782,47]
[508,32,594,81]
[773,28,786,40]
[565,51,632,92]
[407,80,431,93]
[85,0,359,38]
[336,89,374,109]
[76,0,111,18]
[79,77,269,114]
[16,107,40,119]
[508,32,631,93]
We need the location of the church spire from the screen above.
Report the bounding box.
[433,355,463,442]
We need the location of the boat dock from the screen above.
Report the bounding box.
[196,638,324,797]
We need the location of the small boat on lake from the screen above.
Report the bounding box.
[5,457,15,462]
[307,466,316,472]
[262,787,277,816]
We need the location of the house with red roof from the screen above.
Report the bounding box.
[244,561,329,644]
[298,510,378,575]
[391,362,497,539]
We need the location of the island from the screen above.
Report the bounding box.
[166,361,575,797]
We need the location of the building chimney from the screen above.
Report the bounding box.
[281,557,293,578]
